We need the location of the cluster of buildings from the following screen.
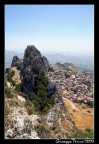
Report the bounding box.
[47,64,94,106]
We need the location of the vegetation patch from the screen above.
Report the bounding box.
[5,71,15,86]
[69,128,94,138]
[48,67,54,72]
[15,83,22,92]
[36,124,51,138]
[5,87,12,98]
[24,118,33,134]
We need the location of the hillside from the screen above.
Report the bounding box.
[5,45,94,139]
[56,62,82,74]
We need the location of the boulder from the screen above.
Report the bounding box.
[6,128,13,138]
[48,82,57,97]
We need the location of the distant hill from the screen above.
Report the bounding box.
[45,54,94,71]
[56,62,82,74]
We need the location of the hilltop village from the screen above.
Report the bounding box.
[47,64,94,106]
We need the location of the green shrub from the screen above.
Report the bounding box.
[5,71,16,86]
[65,73,70,79]
[48,67,54,72]
[5,87,12,98]
[25,99,33,108]
[36,124,51,138]
[5,104,10,115]
[41,77,48,86]
[26,107,34,115]
[87,110,91,113]
[86,128,91,133]
[17,62,23,71]
[8,99,14,107]
[31,66,40,74]
[69,128,94,138]
[15,83,22,92]
[5,71,15,81]
[24,118,33,134]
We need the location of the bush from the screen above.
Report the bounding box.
[69,128,94,138]
[41,77,48,86]
[87,110,91,113]
[65,73,70,79]
[15,83,22,92]
[5,104,10,115]
[31,66,40,74]
[5,71,16,86]
[5,87,12,98]
[8,99,14,107]
[25,99,33,108]
[86,128,91,133]
[24,118,33,134]
[36,124,51,138]
[48,67,54,72]
[17,62,23,71]
[26,107,35,115]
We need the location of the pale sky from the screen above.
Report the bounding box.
[5,5,94,55]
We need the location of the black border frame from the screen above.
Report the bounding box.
[1,1,96,144]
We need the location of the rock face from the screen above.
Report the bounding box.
[11,56,23,71]
[42,56,49,72]
[11,56,19,67]
[48,82,57,97]
[22,45,49,94]
[23,45,46,70]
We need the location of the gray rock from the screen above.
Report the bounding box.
[11,56,19,67]
[6,128,13,138]
[42,56,49,72]
[48,82,57,97]
[31,130,40,139]
[22,45,49,94]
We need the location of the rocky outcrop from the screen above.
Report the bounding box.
[22,45,49,94]
[23,45,45,70]
[5,67,11,74]
[42,56,49,72]
[11,56,23,71]
[11,56,19,67]
[11,45,56,96]
[48,82,57,97]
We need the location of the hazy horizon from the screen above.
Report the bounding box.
[5,5,94,55]
[5,49,94,56]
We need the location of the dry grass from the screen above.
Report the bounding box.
[62,96,94,132]
[11,67,21,85]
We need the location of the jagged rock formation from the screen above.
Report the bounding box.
[42,56,49,72]
[22,45,49,94]
[48,82,57,97]
[11,56,19,67]
[23,45,47,71]
[11,55,23,71]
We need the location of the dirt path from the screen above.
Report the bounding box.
[62,96,94,132]
[11,67,21,85]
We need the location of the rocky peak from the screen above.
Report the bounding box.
[11,56,19,67]
[23,45,43,69]
[22,45,49,94]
